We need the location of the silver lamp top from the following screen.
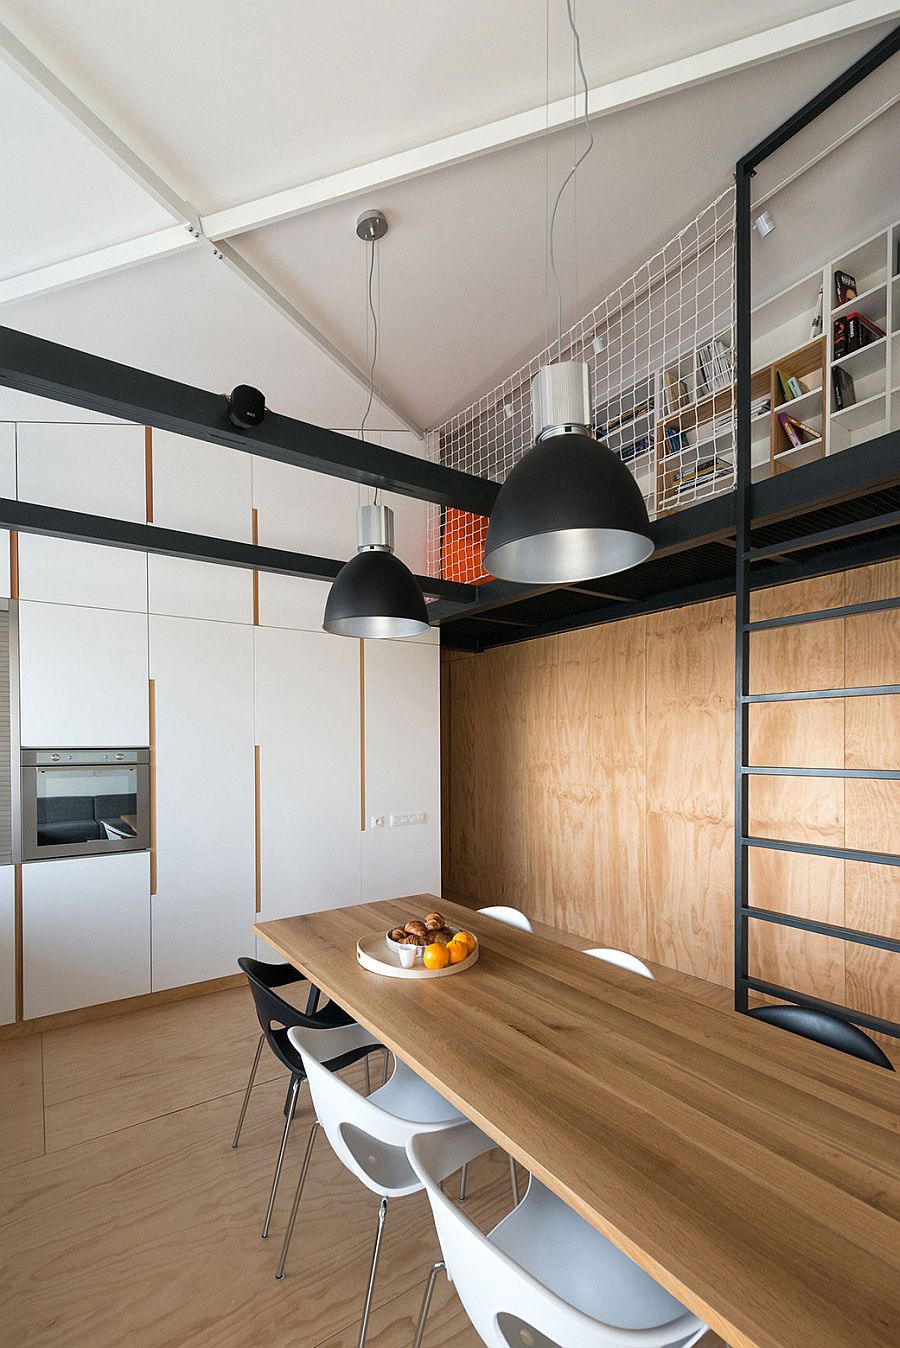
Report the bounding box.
[356,503,394,553]
[531,361,591,441]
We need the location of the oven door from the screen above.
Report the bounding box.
[21,753,150,861]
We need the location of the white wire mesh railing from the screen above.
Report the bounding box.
[427,187,736,584]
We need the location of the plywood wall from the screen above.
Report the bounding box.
[442,559,899,1041]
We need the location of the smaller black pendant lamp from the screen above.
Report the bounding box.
[323,207,429,640]
[323,503,429,638]
[483,362,654,584]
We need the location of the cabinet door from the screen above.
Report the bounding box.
[22,852,150,1019]
[253,457,357,631]
[0,423,17,600]
[148,430,252,623]
[0,866,14,1025]
[362,639,441,901]
[16,422,146,520]
[18,601,150,747]
[150,616,255,989]
[255,627,361,933]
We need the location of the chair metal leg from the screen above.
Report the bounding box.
[261,1074,301,1238]
[357,1196,389,1348]
[508,1154,520,1207]
[275,1120,320,1279]
[413,1259,446,1348]
[231,1033,264,1149]
[364,1054,372,1096]
[457,1162,468,1203]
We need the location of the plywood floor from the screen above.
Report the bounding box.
[0,921,728,1347]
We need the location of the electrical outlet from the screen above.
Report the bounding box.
[390,812,427,827]
[370,815,384,829]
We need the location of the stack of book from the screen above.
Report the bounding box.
[669,456,731,497]
[751,394,771,419]
[833,312,884,360]
[697,339,732,394]
[663,425,689,455]
[777,370,808,402]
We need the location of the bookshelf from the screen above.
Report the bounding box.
[597,218,899,521]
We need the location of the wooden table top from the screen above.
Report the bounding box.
[255,896,900,1348]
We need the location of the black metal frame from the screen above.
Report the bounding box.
[733,24,900,1037]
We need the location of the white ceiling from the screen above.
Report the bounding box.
[0,1,896,434]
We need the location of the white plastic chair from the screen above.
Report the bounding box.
[583,947,655,980]
[279,1021,467,1347]
[408,1121,707,1348]
[478,904,534,933]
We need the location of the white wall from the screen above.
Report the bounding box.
[1,394,441,1021]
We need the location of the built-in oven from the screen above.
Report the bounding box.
[21,749,150,861]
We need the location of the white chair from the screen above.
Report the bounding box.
[478,904,534,933]
[278,1021,467,1347]
[583,947,655,980]
[408,1121,707,1348]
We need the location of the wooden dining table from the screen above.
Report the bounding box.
[255,895,900,1348]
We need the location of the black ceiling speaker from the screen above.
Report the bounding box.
[483,363,654,583]
[228,385,266,428]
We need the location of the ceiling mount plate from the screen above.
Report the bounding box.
[356,209,388,242]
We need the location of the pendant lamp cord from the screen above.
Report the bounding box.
[359,237,380,503]
[548,0,593,363]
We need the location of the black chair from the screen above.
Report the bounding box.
[748,1004,895,1070]
[233,956,387,1239]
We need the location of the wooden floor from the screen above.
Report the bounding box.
[0,920,728,1347]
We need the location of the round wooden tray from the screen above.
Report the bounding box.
[356,932,479,979]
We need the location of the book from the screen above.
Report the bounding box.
[777,412,803,448]
[832,365,856,410]
[835,312,885,360]
[663,369,687,412]
[834,270,857,305]
[670,456,730,494]
[809,286,823,340]
[776,370,805,402]
[620,434,650,463]
[784,413,819,441]
[664,425,688,455]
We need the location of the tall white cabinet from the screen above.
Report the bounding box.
[150,614,256,989]
[255,627,361,929]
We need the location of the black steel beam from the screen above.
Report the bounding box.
[748,426,900,526]
[0,326,499,516]
[742,906,900,954]
[747,594,900,631]
[742,977,900,1040]
[738,23,900,172]
[742,834,900,867]
[743,765,900,779]
[0,497,476,603]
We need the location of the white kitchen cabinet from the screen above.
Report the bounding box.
[253,457,357,631]
[18,601,149,747]
[18,536,148,612]
[362,638,441,901]
[254,627,361,937]
[150,615,255,989]
[22,852,150,1019]
[0,866,15,1024]
[148,430,252,623]
[0,422,17,600]
[16,422,146,521]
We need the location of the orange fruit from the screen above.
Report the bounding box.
[423,943,450,970]
[456,930,476,953]
[447,937,469,965]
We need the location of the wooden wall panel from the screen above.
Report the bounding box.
[444,563,897,1053]
[645,600,733,985]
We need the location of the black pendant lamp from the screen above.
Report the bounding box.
[322,207,429,640]
[323,503,429,638]
[483,362,654,583]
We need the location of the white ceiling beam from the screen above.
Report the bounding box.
[0,21,424,436]
[0,19,199,228]
[213,240,426,437]
[0,225,201,305]
[203,0,900,240]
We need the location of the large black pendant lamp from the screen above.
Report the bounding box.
[323,208,429,639]
[484,0,654,584]
[483,363,654,584]
[323,503,429,638]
